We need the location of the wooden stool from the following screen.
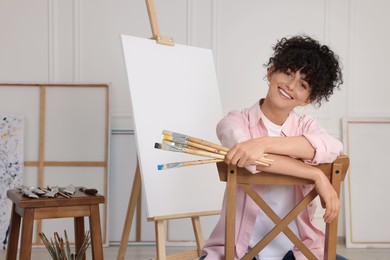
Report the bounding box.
[5,187,105,260]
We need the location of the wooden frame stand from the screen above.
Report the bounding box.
[117,1,221,259]
[148,211,217,260]
[145,0,174,46]
[117,161,220,260]
[0,83,110,246]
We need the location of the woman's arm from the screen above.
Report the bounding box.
[255,154,340,223]
[221,114,343,166]
[216,110,252,149]
[225,136,315,167]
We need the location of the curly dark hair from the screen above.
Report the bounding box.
[266,35,343,107]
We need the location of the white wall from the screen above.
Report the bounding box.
[1,0,390,243]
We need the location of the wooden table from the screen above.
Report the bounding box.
[5,187,105,260]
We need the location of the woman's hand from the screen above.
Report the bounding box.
[224,138,268,167]
[313,169,340,223]
[226,144,340,223]
[254,154,340,223]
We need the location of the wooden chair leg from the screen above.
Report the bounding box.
[19,208,34,260]
[74,216,86,260]
[5,204,21,260]
[325,219,339,260]
[225,165,237,260]
[89,205,104,260]
[324,162,343,260]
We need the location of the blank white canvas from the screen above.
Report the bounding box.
[121,35,225,218]
[343,119,390,248]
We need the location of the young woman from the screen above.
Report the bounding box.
[200,35,347,260]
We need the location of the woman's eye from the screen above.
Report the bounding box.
[300,82,309,90]
[285,71,293,78]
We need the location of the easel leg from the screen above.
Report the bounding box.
[136,185,142,241]
[192,216,205,256]
[117,161,142,260]
[324,163,343,260]
[155,220,167,260]
[117,157,216,260]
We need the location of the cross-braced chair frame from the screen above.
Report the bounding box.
[217,155,350,260]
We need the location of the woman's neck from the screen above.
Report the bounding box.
[260,98,290,126]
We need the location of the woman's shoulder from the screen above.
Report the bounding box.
[222,100,261,122]
[283,110,323,135]
[289,110,317,124]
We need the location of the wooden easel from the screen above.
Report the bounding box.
[117,1,220,259]
[0,83,110,246]
[117,160,219,260]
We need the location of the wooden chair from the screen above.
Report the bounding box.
[217,155,350,260]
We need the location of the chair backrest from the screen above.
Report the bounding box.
[217,155,350,185]
[216,155,350,260]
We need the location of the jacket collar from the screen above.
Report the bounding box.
[248,99,302,137]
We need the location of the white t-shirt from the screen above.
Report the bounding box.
[248,115,300,260]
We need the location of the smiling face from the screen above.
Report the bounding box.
[266,67,312,111]
[266,36,343,107]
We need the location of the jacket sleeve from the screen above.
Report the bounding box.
[216,109,257,173]
[216,109,252,148]
[299,115,343,164]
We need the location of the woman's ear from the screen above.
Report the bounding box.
[300,97,312,106]
[267,65,274,82]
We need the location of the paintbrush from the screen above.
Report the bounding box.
[155,142,225,160]
[156,141,271,167]
[162,132,273,166]
[163,130,228,152]
[163,135,226,155]
[157,158,223,170]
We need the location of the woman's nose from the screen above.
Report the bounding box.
[286,75,299,90]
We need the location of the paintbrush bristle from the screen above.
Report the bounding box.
[154,143,162,149]
[157,164,166,170]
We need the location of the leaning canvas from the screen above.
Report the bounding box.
[0,116,24,246]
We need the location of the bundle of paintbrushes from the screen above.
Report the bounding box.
[154,130,273,170]
[39,230,90,260]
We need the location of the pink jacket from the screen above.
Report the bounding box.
[201,100,343,260]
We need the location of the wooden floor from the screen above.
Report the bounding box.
[2,242,390,260]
